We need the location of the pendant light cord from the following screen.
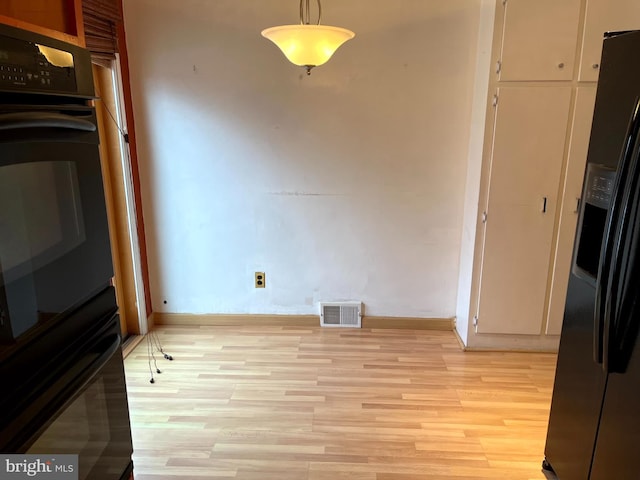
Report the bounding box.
[299,0,322,25]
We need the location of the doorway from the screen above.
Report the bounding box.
[93,57,148,338]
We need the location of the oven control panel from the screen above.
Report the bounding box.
[0,30,78,94]
[0,59,75,92]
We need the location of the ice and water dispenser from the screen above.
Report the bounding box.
[573,164,616,284]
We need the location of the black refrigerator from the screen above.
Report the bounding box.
[544,30,640,480]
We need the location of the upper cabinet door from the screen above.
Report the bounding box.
[498,0,582,81]
[579,0,640,82]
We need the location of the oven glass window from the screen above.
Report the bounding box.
[27,378,109,480]
[0,161,85,273]
[0,161,86,339]
[0,135,113,344]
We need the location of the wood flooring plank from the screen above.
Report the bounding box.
[124,326,556,479]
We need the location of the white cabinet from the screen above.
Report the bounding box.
[498,0,582,81]
[579,0,640,81]
[478,87,572,335]
[459,0,640,348]
[546,87,597,335]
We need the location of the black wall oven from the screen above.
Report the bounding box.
[0,103,113,340]
[0,24,133,480]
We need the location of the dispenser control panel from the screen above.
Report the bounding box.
[584,164,616,209]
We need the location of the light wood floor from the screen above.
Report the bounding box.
[123,326,557,480]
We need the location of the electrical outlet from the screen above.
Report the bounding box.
[255,272,266,288]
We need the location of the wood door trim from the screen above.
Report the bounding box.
[116,18,152,318]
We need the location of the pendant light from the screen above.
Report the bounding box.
[261,0,355,75]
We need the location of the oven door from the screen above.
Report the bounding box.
[0,289,133,480]
[27,329,134,480]
[0,104,113,343]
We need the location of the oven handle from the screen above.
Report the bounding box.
[0,111,96,132]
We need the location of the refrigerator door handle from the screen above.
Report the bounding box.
[606,128,640,373]
[595,97,640,367]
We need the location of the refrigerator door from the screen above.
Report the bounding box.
[544,276,606,480]
[591,318,640,480]
[604,118,640,374]
[591,58,640,479]
[598,99,640,372]
[544,30,640,480]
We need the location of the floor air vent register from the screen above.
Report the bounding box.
[320,302,363,328]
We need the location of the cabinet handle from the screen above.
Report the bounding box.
[542,197,548,213]
[558,62,565,69]
[592,63,600,69]
[575,197,581,213]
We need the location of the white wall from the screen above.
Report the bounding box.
[455,0,496,345]
[123,0,482,318]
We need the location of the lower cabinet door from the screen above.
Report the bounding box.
[477,86,572,335]
[546,86,597,335]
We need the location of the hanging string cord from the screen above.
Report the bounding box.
[98,97,127,139]
[150,329,174,360]
[151,342,160,373]
[151,331,163,353]
[147,330,173,383]
[148,332,161,375]
[147,333,155,382]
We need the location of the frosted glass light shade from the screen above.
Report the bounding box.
[261,24,355,68]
